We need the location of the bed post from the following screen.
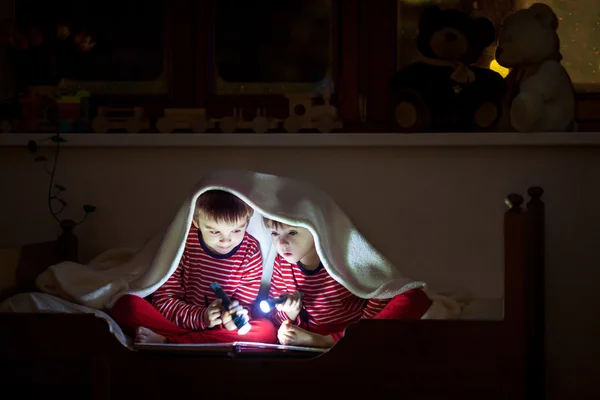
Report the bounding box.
[526,187,545,399]
[504,188,546,399]
[504,192,527,398]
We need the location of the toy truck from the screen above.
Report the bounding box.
[218,108,280,133]
[156,108,216,133]
[91,106,150,133]
[283,93,343,133]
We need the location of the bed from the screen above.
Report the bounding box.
[0,187,544,399]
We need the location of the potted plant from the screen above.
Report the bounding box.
[27,133,96,262]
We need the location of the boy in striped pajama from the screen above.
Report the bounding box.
[110,190,276,344]
[263,218,432,348]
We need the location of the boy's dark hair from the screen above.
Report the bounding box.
[195,190,253,224]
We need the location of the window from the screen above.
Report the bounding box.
[396,0,600,91]
[213,0,333,95]
[516,0,600,92]
[361,0,600,126]
[15,0,168,95]
[196,0,358,122]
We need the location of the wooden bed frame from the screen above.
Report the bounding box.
[0,188,545,399]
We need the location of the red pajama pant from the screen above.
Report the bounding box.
[110,295,277,344]
[373,288,433,320]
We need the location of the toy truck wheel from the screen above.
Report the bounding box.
[219,116,237,133]
[124,118,142,133]
[156,116,175,133]
[314,115,335,133]
[252,116,269,133]
[284,116,302,133]
[92,116,109,133]
[191,117,208,133]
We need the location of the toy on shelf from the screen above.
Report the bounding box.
[218,108,280,133]
[18,86,58,132]
[156,108,216,133]
[495,3,576,132]
[389,6,506,133]
[56,90,91,133]
[92,106,150,133]
[283,92,343,133]
[282,77,343,133]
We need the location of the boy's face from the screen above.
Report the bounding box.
[269,224,316,264]
[195,214,248,255]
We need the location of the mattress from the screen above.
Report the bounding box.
[0,292,505,350]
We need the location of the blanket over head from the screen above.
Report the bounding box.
[36,169,460,318]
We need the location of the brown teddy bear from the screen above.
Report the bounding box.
[390,5,507,133]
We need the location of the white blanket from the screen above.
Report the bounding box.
[35,169,460,318]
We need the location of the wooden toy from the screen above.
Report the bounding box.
[56,92,91,133]
[218,108,280,133]
[18,87,58,132]
[92,107,150,133]
[283,91,343,133]
[156,108,216,133]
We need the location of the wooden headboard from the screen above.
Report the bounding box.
[0,235,78,302]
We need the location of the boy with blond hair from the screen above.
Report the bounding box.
[263,218,432,348]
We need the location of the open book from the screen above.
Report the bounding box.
[134,341,328,356]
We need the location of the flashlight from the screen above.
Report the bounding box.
[210,282,251,335]
[259,293,303,313]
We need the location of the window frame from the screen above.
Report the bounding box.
[193,0,360,123]
[89,0,196,119]
[10,0,196,121]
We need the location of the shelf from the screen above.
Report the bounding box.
[1,132,600,148]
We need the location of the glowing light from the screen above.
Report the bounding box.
[238,323,252,336]
[259,300,273,313]
[489,59,510,78]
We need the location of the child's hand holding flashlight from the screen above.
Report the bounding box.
[221,300,249,331]
[276,291,303,321]
[202,299,224,328]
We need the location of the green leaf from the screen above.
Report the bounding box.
[55,184,66,191]
[58,199,68,206]
[27,140,38,153]
[50,135,67,143]
[34,155,47,162]
[83,204,97,213]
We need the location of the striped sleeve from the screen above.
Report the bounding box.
[361,298,391,319]
[233,244,263,309]
[267,258,295,327]
[151,254,207,331]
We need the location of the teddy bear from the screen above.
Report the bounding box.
[390,5,507,133]
[495,3,576,132]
